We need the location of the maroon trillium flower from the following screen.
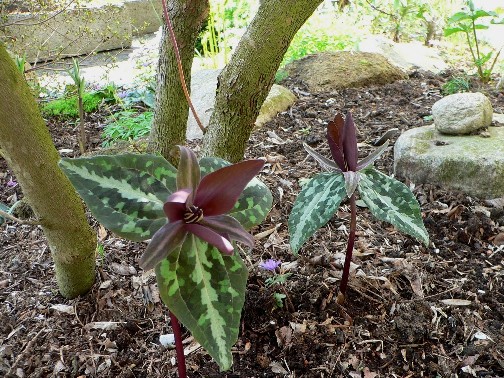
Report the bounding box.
[140,146,265,270]
[303,112,389,197]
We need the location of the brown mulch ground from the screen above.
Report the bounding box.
[1,70,504,378]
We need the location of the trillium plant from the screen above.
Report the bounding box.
[288,112,429,303]
[59,146,272,373]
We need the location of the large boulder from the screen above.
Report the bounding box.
[284,51,407,93]
[432,93,493,135]
[394,125,504,199]
[358,36,448,74]
[187,69,296,140]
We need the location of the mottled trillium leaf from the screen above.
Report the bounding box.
[156,234,247,371]
[199,157,272,229]
[59,154,177,241]
[358,168,429,246]
[0,202,9,225]
[289,173,346,254]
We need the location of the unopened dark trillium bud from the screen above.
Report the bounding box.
[140,146,265,271]
[303,112,390,198]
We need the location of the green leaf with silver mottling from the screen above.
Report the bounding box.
[289,172,346,254]
[59,154,177,241]
[0,202,9,225]
[199,157,272,229]
[358,168,429,246]
[156,234,247,371]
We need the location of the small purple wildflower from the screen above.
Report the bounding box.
[117,90,129,99]
[259,259,281,271]
[6,178,17,188]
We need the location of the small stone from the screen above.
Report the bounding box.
[432,93,493,135]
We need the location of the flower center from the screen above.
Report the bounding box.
[183,205,204,224]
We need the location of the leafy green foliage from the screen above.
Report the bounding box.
[101,111,153,146]
[358,168,429,245]
[59,154,177,241]
[265,273,292,287]
[442,75,471,94]
[444,0,504,83]
[59,149,272,370]
[0,202,10,225]
[289,173,346,254]
[41,86,116,118]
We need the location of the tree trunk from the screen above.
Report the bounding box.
[201,0,323,163]
[0,43,97,299]
[147,0,209,163]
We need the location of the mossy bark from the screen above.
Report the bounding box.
[0,43,97,299]
[201,0,323,162]
[147,0,209,164]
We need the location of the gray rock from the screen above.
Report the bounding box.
[284,51,407,93]
[394,125,504,199]
[187,69,296,140]
[432,93,493,135]
[493,113,504,125]
[358,36,448,74]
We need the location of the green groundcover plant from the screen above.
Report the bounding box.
[288,112,429,303]
[59,146,272,372]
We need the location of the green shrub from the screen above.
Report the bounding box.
[41,86,116,118]
[101,111,153,146]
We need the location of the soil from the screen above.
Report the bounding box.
[1,70,504,378]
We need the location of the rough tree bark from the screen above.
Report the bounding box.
[0,43,97,299]
[147,0,209,163]
[201,0,323,162]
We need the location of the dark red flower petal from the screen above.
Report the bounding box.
[327,113,347,171]
[194,159,264,216]
[200,215,255,248]
[185,223,234,255]
[342,112,358,171]
[164,189,191,221]
[175,146,200,205]
[139,221,186,270]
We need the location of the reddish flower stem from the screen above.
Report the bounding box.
[338,192,356,304]
[160,0,205,133]
[169,310,187,378]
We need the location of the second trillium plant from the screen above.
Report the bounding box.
[59,147,272,371]
[288,112,429,303]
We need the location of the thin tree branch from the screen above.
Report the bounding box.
[0,209,41,226]
[160,0,205,134]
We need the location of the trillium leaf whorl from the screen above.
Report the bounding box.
[60,148,272,371]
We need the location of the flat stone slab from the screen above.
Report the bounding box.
[394,125,504,199]
[3,0,162,62]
